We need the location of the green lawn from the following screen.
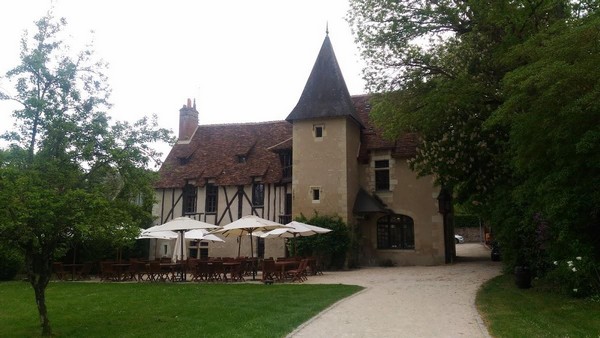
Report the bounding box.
[0,281,362,338]
[476,274,600,337]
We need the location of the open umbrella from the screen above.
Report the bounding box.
[215,215,287,257]
[185,229,225,243]
[137,226,178,240]
[147,217,220,264]
[261,221,332,255]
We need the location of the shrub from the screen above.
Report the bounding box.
[0,243,23,281]
[293,213,350,270]
[454,214,480,228]
[544,255,600,298]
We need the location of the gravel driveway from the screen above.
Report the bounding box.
[288,243,502,338]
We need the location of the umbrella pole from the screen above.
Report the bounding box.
[180,230,185,281]
[250,230,256,280]
[293,234,298,257]
[237,235,242,257]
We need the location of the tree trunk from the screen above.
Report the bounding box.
[26,250,53,336]
[33,279,52,336]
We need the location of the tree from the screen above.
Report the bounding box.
[347,1,599,272]
[0,14,173,336]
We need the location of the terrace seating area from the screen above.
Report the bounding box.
[51,256,324,283]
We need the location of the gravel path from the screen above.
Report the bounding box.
[288,243,502,338]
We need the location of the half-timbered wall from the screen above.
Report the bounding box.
[152,183,290,259]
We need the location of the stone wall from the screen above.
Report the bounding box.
[455,227,485,243]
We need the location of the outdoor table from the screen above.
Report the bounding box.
[63,263,84,281]
[112,263,131,281]
[222,261,241,282]
[160,263,185,282]
[274,261,298,281]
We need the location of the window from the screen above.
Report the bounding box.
[236,155,247,163]
[182,183,197,215]
[311,187,321,202]
[252,183,264,206]
[314,125,324,138]
[205,183,218,214]
[280,151,292,180]
[377,214,414,249]
[375,160,390,191]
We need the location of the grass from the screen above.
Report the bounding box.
[0,281,362,337]
[476,274,600,337]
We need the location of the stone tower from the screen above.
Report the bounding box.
[286,33,363,224]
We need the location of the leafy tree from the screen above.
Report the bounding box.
[0,14,173,336]
[347,1,599,275]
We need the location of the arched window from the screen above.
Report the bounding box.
[377,214,414,249]
[182,183,197,215]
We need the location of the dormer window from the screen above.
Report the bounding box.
[236,155,247,163]
[178,156,190,165]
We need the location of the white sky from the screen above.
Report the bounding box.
[0,0,367,159]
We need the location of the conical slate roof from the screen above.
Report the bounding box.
[286,34,363,128]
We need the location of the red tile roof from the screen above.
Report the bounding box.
[156,121,292,188]
[155,95,418,189]
[352,95,419,162]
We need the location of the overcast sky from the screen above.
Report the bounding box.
[0,0,367,159]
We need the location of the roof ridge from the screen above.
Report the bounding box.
[198,120,288,127]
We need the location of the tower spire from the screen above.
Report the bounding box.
[326,21,329,35]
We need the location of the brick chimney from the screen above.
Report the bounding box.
[179,98,198,141]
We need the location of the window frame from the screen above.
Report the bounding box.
[252,182,265,207]
[310,186,321,203]
[376,214,415,250]
[182,183,197,215]
[205,183,218,214]
[280,150,292,181]
[374,159,390,191]
[313,124,324,139]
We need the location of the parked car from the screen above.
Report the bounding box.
[491,241,501,261]
[454,234,464,244]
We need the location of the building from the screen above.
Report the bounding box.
[152,33,452,266]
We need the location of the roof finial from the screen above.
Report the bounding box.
[326,21,329,36]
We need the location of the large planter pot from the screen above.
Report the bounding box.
[514,266,532,289]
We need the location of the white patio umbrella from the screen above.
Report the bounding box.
[172,232,187,261]
[147,217,220,263]
[215,215,288,257]
[260,221,332,238]
[137,226,177,240]
[261,221,332,255]
[185,229,225,243]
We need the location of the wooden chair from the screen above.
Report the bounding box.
[77,262,93,280]
[192,260,210,282]
[208,260,224,282]
[52,262,67,281]
[261,259,277,283]
[130,261,148,282]
[148,261,168,282]
[286,259,309,282]
[100,261,116,281]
